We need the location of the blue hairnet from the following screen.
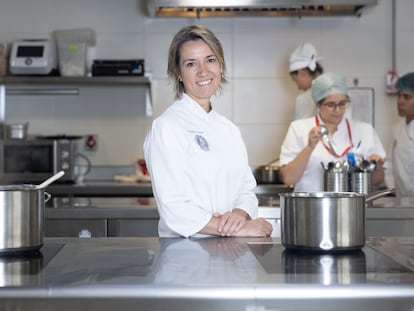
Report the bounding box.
[311,72,348,103]
[395,72,414,93]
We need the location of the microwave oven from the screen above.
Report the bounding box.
[0,137,80,184]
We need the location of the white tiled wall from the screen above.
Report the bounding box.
[1,0,412,166]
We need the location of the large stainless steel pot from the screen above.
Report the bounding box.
[0,185,51,254]
[279,189,394,252]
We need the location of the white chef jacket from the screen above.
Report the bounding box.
[294,89,317,120]
[279,115,386,192]
[385,118,414,197]
[144,94,258,238]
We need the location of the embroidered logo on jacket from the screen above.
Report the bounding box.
[195,135,209,151]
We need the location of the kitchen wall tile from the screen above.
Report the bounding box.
[396,0,414,31]
[233,78,296,124]
[239,124,289,166]
[93,33,144,59]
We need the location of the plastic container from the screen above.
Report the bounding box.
[53,28,96,77]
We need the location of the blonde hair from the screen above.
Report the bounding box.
[167,25,228,100]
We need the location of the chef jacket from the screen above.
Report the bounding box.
[385,118,414,197]
[279,115,386,192]
[294,89,317,120]
[144,94,258,238]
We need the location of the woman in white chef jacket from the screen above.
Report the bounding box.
[289,43,324,120]
[385,72,414,197]
[144,25,272,238]
[279,72,386,192]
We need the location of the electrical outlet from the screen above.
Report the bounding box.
[85,134,98,151]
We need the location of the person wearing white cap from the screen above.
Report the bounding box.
[279,72,385,192]
[385,72,414,197]
[289,43,324,120]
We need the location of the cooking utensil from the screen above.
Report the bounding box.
[279,188,394,252]
[6,122,28,139]
[0,173,64,255]
[36,170,65,189]
[254,159,282,184]
[320,124,340,157]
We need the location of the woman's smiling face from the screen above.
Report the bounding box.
[178,39,222,111]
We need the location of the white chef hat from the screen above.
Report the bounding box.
[289,43,323,72]
[311,72,348,103]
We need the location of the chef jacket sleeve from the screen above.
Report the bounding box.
[144,119,215,238]
[279,121,307,166]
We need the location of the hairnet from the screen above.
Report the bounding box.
[395,72,414,94]
[289,43,323,72]
[311,72,348,103]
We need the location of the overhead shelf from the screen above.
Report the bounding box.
[0,75,153,117]
[0,75,151,86]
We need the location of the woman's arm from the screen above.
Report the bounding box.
[199,213,273,237]
[280,126,322,186]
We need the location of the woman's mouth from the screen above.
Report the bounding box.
[197,79,212,86]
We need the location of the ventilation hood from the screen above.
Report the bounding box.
[147,0,377,18]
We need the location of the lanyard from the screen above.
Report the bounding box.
[315,115,354,158]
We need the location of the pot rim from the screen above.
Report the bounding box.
[279,191,364,199]
[0,184,38,191]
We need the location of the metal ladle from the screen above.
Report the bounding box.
[320,124,340,157]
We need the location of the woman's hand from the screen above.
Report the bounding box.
[215,209,248,236]
[307,126,322,150]
[367,153,385,186]
[232,218,273,237]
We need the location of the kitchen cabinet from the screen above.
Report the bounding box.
[44,197,160,238]
[108,219,159,237]
[45,219,107,238]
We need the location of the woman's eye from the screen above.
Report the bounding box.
[185,62,195,68]
[207,57,216,63]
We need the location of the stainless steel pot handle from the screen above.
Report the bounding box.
[365,188,395,204]
[44,191,52,203]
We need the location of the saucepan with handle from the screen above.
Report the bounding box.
[279,188,395,252]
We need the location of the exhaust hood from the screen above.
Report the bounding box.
[147,0,377,18]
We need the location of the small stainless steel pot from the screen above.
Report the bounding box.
[279,189,394,252]
[6,122,28,139]
[254,166,282,184]
[0,185,51,255]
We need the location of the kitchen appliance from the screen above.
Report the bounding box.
[147,0,378,18]
[0,172,64,254]
[0,136,82,184]
[279,189,394,252]
[253,158,282,184]
[9,39,57,75]
[92,59,145,76]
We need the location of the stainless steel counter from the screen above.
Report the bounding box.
[0,236,413,310]
[46,180,291,197]
[46,180,154,197]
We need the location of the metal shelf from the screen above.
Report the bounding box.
[0,75,150,86]
[0,75,153,118]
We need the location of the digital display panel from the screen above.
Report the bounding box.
[16,46,44,57]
